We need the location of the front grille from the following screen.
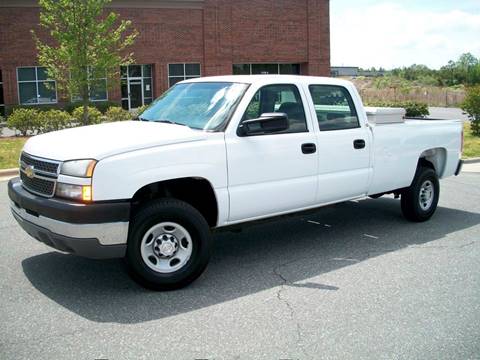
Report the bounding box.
[20,152,59,175]
[20,171,56,197]
[19,152,61,197]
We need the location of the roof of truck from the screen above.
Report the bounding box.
[181,74,353,87]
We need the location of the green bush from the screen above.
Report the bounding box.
[6,108,41,136]
[0,115,4,136]
[133,104,150,119]
[365,100,429,117]
[105,106,133,122]
[64,101,118,114]
[5,104,59,116]
[462,85,480,136]
[38,109,72,133]
[72,106,103,125]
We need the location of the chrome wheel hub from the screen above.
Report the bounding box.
[419,180,434,211]
[140,222,193,273]
[154,234,179,258]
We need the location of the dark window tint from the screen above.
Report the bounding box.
[242,84,307,134]
[168,64,184,77]
[309,85,359,131]
[18,67,36,81]
[251,63,278,75]
[185,63,200,76]
[233,64,250,75]
[128,65,142,78]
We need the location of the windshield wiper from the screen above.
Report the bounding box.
[151,119,188,127]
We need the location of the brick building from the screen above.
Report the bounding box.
[0,0,330,115]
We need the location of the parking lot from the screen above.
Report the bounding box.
[1,173,479,359]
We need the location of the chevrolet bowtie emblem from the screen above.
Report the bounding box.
[25,165,35,179]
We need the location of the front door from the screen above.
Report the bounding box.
[128,80,143,110]
[225,83,319,222]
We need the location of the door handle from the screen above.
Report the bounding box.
[301,143,316,154]
[353,139,366,149]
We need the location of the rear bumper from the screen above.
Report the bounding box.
[455,159,463,176]
[8,177,130,259]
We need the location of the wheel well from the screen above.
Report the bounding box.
[419,148,447,177]
[131,177,218,227]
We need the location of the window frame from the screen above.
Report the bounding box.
[120,64,153,110]
[17,66,58,105]
[308,84,360,132]
[232,63,301,75]
[0,69,4,116]
[70,66,108,102]
[237,83,309,136]
[167,63,201,88]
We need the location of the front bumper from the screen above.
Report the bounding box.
[8,177,130,259]
[455,159,463,176]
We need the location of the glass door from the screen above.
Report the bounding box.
[121,65,153,110]
[128,79,143,110]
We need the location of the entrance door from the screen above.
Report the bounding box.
[128,80,143,110]
[121,65,153,110]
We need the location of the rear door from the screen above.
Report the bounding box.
[225,83,318,222]
[306,84,371,203]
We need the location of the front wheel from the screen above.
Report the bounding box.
[401,166,439,222]
[126,199,212,290]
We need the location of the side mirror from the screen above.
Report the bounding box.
[238,113,289,136]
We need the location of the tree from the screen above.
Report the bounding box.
[462,85,480,137]
[33,0,138,125]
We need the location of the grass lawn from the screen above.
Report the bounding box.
[0,137,27,169]
[463,122,480,159]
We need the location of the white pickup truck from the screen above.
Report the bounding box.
[9,75,463,290]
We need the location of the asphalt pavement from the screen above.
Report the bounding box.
[1,174,479,359]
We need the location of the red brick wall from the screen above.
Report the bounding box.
[0,0,330,108]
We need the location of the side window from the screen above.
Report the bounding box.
[309,85,359,131]
[241,84,307,134]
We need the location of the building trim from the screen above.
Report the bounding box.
[0,0,204,9]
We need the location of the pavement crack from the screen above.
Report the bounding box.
[272,260,309,358]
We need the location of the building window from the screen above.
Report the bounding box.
[0,70,4,116]
[168,63,201,87]
[233,63,301,75]
[17,67,57,105]
[120,64,153,110]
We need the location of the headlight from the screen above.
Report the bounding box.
[55,183,92,202]
[61,159,97,177]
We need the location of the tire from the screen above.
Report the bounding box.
[126,198,212,290]
[401,166,439,222]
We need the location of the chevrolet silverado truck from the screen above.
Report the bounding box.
[8,75,464,290]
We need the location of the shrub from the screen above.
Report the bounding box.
[64,101,118,114]
[6,108,41,136]
[133,104,150,119]
[105,106,133,122]
[72,106,103,125]
[462,85,480,136]
[365,100,429,117]
[38,109,72,133]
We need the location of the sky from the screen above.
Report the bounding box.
[330,0,480,69]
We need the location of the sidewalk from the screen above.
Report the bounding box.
[463,162,480,173]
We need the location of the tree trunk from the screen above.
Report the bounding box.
[81,85,89,125]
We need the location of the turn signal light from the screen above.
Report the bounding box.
[82,186,92,202]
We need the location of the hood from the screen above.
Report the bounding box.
[23,121,208,161]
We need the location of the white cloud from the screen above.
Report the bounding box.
[331,2,480,69]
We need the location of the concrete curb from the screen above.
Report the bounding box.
[0,168,18,177]
[463,157,480,164]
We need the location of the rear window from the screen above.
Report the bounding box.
[309,85,359,131]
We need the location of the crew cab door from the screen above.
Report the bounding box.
[306,84,371,203]
[225,83,318,222]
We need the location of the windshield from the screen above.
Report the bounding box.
[140,82,249,130]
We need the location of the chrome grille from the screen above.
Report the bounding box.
[19,152,61,197]
[21,152,59,175]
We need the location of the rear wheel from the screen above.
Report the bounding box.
[126,199,212,290]
[401,166,439,222]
